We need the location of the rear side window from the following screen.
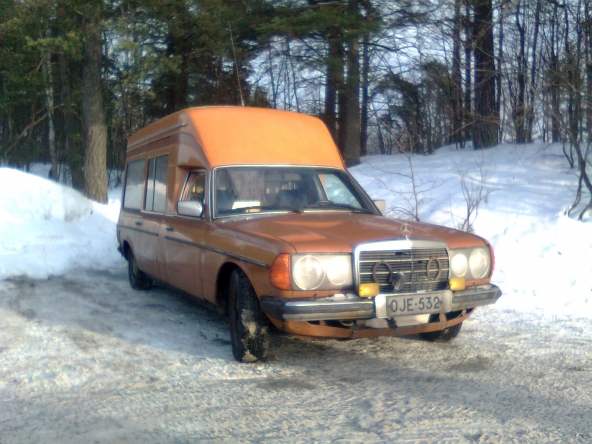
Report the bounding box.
[122,159,145,210]
[145,155,168,213]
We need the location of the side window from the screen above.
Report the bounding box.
[180,171,206,202]
[145,155,168,213]
[122,159,145,210]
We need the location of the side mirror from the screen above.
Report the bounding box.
[374,199,386,213]
[177,200,203,218]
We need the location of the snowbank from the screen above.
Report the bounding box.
[351,143,592,321]
[0,168,125,280]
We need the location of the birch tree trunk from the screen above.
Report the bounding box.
[343,35,361,165]
[452,0,464,147]
[42,52,58,180]
[360,35,369,156]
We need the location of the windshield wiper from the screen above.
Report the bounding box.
[222,205,302,215]
[305,201,374,214]
[263,205,302,213]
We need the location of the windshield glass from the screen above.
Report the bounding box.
[213,166,375,218]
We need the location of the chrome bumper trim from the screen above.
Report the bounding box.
[260,284,501,322]
[260,293,374,322]
[450,284,502,310]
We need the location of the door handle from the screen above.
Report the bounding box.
[135,221,142,226]
[166,227,174,232]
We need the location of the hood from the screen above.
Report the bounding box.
[220,212,487,253]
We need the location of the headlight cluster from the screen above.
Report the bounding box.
[450,247,491,280]
[292,254,353,291]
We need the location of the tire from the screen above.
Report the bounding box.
[127,249,152,290]
[228,269,269,362]
[420,322,463,342]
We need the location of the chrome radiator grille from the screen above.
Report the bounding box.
[358,247,450,294]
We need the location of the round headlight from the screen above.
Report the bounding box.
[469,248,490,279]
[451,252,468,277]
[293,255,325,290]
[326,256,351,286]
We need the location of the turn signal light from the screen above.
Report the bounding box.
[358,283,380,298]
[270,254,291,290]
[449,277,466,291]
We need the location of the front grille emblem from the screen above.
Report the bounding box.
[400,223,413,238]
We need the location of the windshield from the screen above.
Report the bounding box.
[213,166,376,218]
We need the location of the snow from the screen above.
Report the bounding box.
[2,142,589,320]
[0,167,125,280]
[351,143,592,321]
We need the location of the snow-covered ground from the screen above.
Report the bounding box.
[2,271,591,442]
[1,143,591,442]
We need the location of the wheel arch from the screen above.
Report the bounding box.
[216,262,241,316]
[215,258,272,316]
[121,240,132,261]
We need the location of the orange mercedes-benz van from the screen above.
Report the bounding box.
[117,107,501,362]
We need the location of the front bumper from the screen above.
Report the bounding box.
[259,284,502,322]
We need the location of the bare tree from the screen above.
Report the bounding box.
[450,158,491,232]
[364,152,444,222]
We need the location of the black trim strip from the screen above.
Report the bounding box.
[119,226,159,237]
[452,287,502,304]
[164,236,270,269]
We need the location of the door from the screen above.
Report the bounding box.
[162,170,207,298]
[134,154,169,279]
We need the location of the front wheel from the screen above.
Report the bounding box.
[420,322,463,342]
[127,249,152,290]
[228,269,269,362]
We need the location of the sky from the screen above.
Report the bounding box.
[1,142,590,321]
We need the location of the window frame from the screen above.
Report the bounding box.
[144,154,169,214]
[180,170,207,203]
[211,165,378,220]
[177,169,208,219]
[122,158,146,211]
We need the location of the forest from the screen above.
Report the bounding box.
[0,0,591,216]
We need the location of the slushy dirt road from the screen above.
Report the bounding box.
[1,270,590,442]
